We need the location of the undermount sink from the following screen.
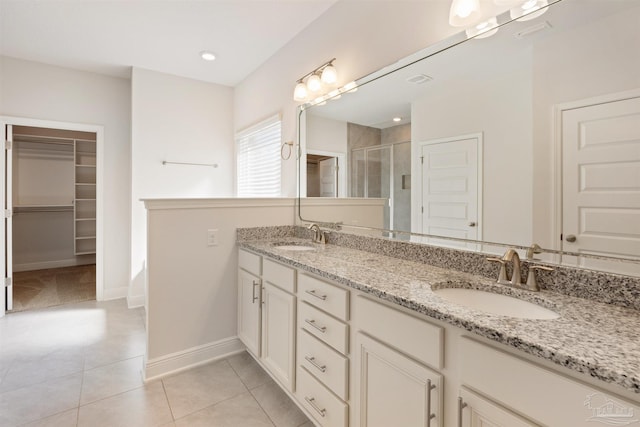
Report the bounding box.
[433,287,560,320]
[273,244,316,251]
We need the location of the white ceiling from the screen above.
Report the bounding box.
[0,0,337,87]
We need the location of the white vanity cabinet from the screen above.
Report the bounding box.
[458,387,537,427]
[237,249,297,391]
[261,259,297,391]
[297,273,350,427]
[353,295,444,427]
[237,249,262,357]
[458,337,640,427]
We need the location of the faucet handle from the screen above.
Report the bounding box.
[487,257,508,283]
[525,265,554,292]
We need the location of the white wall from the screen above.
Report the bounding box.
[130,68,234,306]
[531,6,640,249]
[411,55,533,246]
[0,56,131,298]
[234,1,458,197]
[306,114,347,154]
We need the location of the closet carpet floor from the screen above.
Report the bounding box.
[11,265,96,312]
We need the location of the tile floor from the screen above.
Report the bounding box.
[0,299,313,427]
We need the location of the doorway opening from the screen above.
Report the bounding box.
[2,119,103,315]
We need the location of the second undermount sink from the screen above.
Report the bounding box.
[433,287,560,320]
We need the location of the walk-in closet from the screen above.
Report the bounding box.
[8,125,97,311]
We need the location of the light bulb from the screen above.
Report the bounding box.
[510,0,549,21]
[466,17,499,39]
[449,0,480,27]
[293,82,308,102]
[321,64,337,84]
[200,51,216,61]
[306,74,322,92]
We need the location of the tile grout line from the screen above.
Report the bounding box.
[160,379,177,422]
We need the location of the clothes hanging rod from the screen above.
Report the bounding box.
[13,133,95,144]
[162,160,218,168]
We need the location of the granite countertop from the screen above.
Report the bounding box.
[238,238,640,396]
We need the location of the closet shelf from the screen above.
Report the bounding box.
[75,183,96,186]
[14,205,74,213]
[75,164,96,168]
[75,217,97,221]
[75,198,96,201]
[75,236,96,240]
[75,251,96,256]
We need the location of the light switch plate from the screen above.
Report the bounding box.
[207,229,219,246]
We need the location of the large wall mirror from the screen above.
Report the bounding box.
[298,0,640,276]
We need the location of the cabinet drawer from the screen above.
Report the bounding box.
[263,258,296,294]
[299,302,348,355]
[299,274,349,321]
[460,337,640,427]
[355,295,443,369]
[238,249,261,276]
[299,330,349,400]
[297,366,348,427]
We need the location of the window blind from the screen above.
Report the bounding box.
[236,115,282,197]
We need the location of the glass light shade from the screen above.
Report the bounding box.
[493,0,522,5]
[343,81,358,93]
[306,74,322,92]
[510,0,549,21]
[449,0,481,27]
[466,17,499,39]
[293,82,308,101]
[321,64,337,84]
[328,89,341,100]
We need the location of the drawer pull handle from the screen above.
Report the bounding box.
[305,356,327,373]
[305,319,327,333]
[458,397,468,427]
[252,280,260,303]
[305,289,327,301]
[426,379,436,427]
[304,396,326,417]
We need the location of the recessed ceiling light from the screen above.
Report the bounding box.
[200,51,216,61]
[393,117,402,122]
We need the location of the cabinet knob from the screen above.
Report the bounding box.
[565,234,577,243]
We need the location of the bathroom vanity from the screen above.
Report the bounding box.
[237,235,640,427]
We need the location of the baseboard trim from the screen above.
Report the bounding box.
[102,286,128,301]
[127,294,145,308]
[144,337,245,382]
[13,258,95,272]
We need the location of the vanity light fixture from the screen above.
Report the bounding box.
[510,0,549,21]
[449,0,481,27]
[200,51,216,61]
[466,17,499,39]
[293,58,338,102]
[494,0,549,21]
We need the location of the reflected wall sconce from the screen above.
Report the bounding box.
[449,0,481,27]
[293,58,338,102]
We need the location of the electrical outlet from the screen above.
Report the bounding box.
[207,229,219,246]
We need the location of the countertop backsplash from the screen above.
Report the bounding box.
[236,225,640,312]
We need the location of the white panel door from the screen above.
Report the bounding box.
[562,96,640,274]
[3,124,13,312]
[354,332,443,427]
[319,157,337,197]
[421,136,480,248]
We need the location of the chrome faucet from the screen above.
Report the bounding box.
[307,223,326,244]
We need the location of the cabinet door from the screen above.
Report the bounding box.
[354,333,443,427]
[459,388,538,427]
[238,268,261,357]
[262,281,296,391]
